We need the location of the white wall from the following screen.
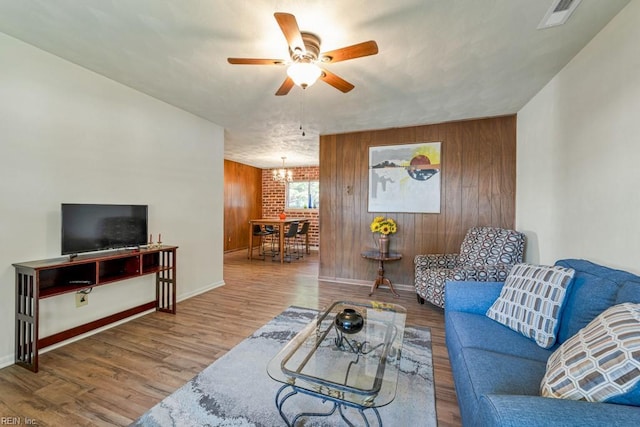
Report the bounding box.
[0,33,224,366]
[516,1,640,273]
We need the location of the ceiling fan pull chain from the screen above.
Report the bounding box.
[300,89,306,136]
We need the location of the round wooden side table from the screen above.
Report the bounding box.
[361,250,402,298]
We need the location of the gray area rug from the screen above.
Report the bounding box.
[132,306,436,426]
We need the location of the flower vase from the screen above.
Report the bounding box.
[378,234,390,254]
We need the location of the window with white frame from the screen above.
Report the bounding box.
[286,180,319,209]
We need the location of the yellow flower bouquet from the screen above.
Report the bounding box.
[370,216,397,235]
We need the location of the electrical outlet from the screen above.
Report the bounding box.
[75,293,88,308]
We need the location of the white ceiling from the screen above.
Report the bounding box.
[0,0,630,168]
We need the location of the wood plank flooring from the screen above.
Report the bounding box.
[0,250,461,426]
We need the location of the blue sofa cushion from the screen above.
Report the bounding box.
[555,259,640,343]
[541,303,640,405]
[447,311,554,362]
[478,394,640,427]
[465,349,548,395]
[444,280,504,314]
[452,348,547,423]
[486,263,575,348]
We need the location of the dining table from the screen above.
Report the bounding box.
[248,218,309,264]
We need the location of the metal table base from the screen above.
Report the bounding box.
[275,383,383,427]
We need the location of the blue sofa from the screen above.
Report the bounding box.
[445,259,640,426]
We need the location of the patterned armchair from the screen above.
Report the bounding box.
[414,226,525,308]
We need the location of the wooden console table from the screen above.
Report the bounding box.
[13,245,177,372]
[361,250,402,298]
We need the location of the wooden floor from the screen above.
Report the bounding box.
[0,250,461,426]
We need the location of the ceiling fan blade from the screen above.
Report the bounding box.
[320,69,355,93]
[227,58,286,65]
[321,40,379,63]
[274,12,304,53]
[275,77,295,96]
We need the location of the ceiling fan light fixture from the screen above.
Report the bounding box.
[287,62,322,89]
[228,13,378,95]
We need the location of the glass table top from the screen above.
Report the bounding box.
[267,300,407,408]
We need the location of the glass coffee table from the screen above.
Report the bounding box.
[267,300,407,426]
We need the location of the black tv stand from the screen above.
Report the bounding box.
[13,245,178,372]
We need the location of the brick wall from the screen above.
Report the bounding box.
[262,166,320,248]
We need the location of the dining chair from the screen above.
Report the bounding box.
[251,224,270,260]
[264,225,278,256]
[295,221,310,258]
[276,222,299,263]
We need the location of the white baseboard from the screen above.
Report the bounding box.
[0,353,14,369]
[177,280,225,302]
[318,276,413,293]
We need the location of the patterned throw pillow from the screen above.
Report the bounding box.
[486,263,575,348]
[541,303,640,404]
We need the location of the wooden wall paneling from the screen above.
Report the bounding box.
[357,134,370,281]
[225,159,236,251]
[490,119,504,226]
[443,123,464,253]
[318,115,517,289]
[337,133,360,280]
[335,134,346,249]
[223,160,234,252]
[358,132,377,281]
[487,116,516,228]
[332,135,346,280]
[363,130,385,283]
[446,122,468,253]
[223,160,262,253]
[461,120,480,234]
[477,119,496,227]
[500,117,517,228]
[319,135,338,278]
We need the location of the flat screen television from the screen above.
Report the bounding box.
[61,203,148,255]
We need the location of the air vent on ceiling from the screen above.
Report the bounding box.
[537,0,582,29]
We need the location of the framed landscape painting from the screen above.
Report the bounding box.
[368,142,441,213]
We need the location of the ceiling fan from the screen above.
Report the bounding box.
[227,12,378,96]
